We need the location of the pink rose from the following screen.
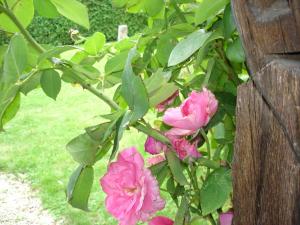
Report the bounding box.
[220,211,233,225]
[163,89,218,136]
[147,155,166,166]
[156,90,179,112]
[169,136,201,160]
[100,147,165,225]
[149,216,174,225]
[145,136,168,155]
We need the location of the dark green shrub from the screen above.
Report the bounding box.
[0,0,146,45]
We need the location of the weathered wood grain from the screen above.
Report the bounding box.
[233,60,300,225]
[232,0,300,73]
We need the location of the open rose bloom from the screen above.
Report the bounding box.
[163,89,218,136]
[100,147,165,225]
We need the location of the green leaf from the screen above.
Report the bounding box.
[168,30,211,66]
[195,0,230,25]
[0,45,7,65]
[66,133,100,165]
[103,72,122,88]
[145,69,173,97]
[50,0,90,29]
[0,34,27,130]
[33,0,59,18]
[110,111,131,160]
[0,0,34,32]
[95,140,112,162]
[71,64,100,81]
[20,71,41,95]
[121,48,149,122]
[149,83,178,107]
[156,35,177,66]
[67,165,94,211]
[105,51,129,75]
[38,46,79,64]
[144,0,164,16]
[226,38,245,63]
[223,4,236,39]
[85,122,112,142]
[174,195,189,225]
[1,92,20,125]
[40,69,61,100]
[84,32,106,55]
[166,150,188,186]
[200,167,232,215]
[166,23,196,38]
[111,0,127,8]
[149,160,169,186]
[3,34,28,83]
[198,158,220,169]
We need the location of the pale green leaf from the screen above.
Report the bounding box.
[144,0,164,16]
[166,150,188,186]
[66,133,100,165]
[121,48,149,122]
[168,30,211,66]
[0,0,34,32]
[33,0,59,18]
[195,0,230,25]
[200,168,232,215]
[84,32,106,55]
[50,0,90,29]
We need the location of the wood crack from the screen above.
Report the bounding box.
[250,71,300,162]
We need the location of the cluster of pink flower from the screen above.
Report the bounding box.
[100,89,233,225]
[146,88,218,163]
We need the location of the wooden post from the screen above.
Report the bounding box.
[232,0,300,224]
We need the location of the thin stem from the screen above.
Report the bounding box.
[200,129,211,177]
[76,80,120,110]
[0,5,45,53]
[200,129,211,160]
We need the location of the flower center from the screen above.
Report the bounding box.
[124,186,139,195]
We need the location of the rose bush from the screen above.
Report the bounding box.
[0,0,245,224]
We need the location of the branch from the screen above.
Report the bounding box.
[77,80,120,110]
[0,5,44,53]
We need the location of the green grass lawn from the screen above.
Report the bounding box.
[0,84,174,224]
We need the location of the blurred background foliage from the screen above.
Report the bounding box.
[0,0,146,45]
